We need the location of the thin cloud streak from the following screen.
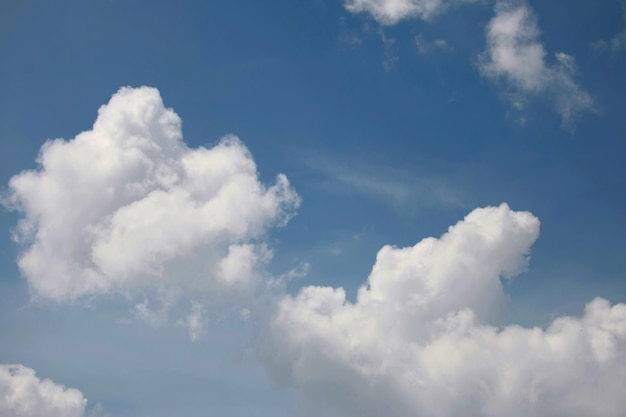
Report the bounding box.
[302,152,470,215]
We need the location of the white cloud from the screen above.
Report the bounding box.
[0,365,87,417]
[379,29,399,71]
[132,298,169,327]
[479,1,594,127]
[181,302,208,341]
[415,34,451,54]
[262,203,626,417]
[344,0,478,25]
[593,29,626,53]
[4,86,300,304]
[216,244,272,287]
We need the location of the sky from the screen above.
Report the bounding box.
[1,0,626,416]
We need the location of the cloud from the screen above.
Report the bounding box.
[415,34,452,54]
[593,0,626,53]
[479,1,594,127]
[179,302,208,341]
[343,0,593,127]
[593,29,626,53]
[379,29,399,71]
[344,0,478,25]
[4,86,300,304]
[0,365,87,417]
[304,153,468,215]
[262,203,626,417]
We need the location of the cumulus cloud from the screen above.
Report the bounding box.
[4,86,300,304]
[344,0,478,25]
[479,1,594,127]
[0,365,87,417]
[262,203,626,417]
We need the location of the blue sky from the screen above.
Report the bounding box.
[1,1,626,416]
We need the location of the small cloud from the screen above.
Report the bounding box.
[133,299,168,327]
[478,1,595,129]
[177,302,207,341]
[344,0,480,25]
[340,31,364,47]
[379,29,399,71]
[337,16,364,48]
[266,262,311,292]
[240,308,251,320]
[415,34,453,54]
[330,247,345,256]
[86,404,112,417]
[592,29,626,53]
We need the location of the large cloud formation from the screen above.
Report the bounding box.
[344,0,478,25]
[263,204,626,417]
[479,1,594,126]
[5,86,300,303]
[0,365,87,417]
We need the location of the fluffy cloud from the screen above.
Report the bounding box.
[479,1,594,127]
[262,203,626,417]
[344,0,593,126]
[0,365,87,417]
[4,86,300,303]
[344,0,478,24]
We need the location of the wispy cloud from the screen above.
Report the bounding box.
[302,153,469,215]
[479,1,595,128]
[415,34,453,54]
[343,0,595,129]
[592,30,626,54]
[178,302,208,341]
[337,16,365,49]
[379,29,399,71]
